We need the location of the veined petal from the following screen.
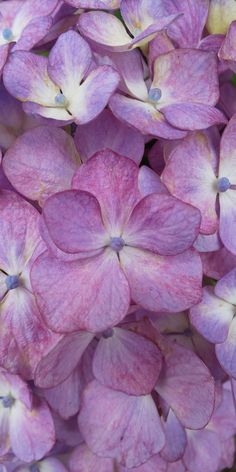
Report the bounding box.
[72,150,141,234]
[31,249,130,333]
[123,193,201,255]
[162,131,218,235]
[3,51,59,106]
[162,103,227,131]
[42,190,109,253]
[93,327,162,395]
[190,286,234,344]
[69,65,120,125]
[109,93,187,139]
[75,109,144,164]
[78,380,165,468]
[48,30,92,100]
[120,247,202,312]
[3,126,80,206]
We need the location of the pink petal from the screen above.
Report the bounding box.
[34,331,94,388]
[109,94,188,139]
[93,327,162,395]
[74,109,144,165]
[42,190,108,253]
[78,380,165,468]
[156,342,215,429]
[69,444,114,472]
[120,247,202,312]
[123,193,201,255]
[72,150,141,233]
[120,454,167,472]
[48,31,92,96]
[0,287,60,379]
[162,103,227,131]
[189,286,234,343]
[9,397,55,462]
[3,126,80,206]
[162,131,218,234]
[69,0,120,7]
[31,249,130,333]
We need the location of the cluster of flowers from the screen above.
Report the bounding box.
[1,0,236,471]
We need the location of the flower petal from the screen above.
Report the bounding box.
[78,380,165,468]
[34,331,94,388]
[93,327,163,395]
[109,93,187,139]
[216,317,236,377]
[42,190,108,253]
[123,193,201,255]
[69,65,120,125]
[190,286,234,344]
[31,249,130,333]
[120,247,202,312]
[162,103,227,131]
[75,109,144,165]
[156,342,215,429]
[3,126,80,206]
[3,51,59,106]
[162,131,218,234]
[48,30,92,99]
[72,150,141,233]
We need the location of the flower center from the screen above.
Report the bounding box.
[5,275,19,290]
[148,88,162,102]
[54,92,68,106]
[30,464,40,472]
[217,176,231,193]
[1,395,15,408]
[102,328,114,339]
[2,28,13,42]
[110,237,125,252]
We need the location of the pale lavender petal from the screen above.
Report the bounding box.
[69,66,120,125]
[214,267,236,305]
[190,286,234,343]
[69,444,114,472]
[3,51,59,106]
[48,30,92,97]
[161,409,187,462]
[183,430,221,472]
[216,318,236,377]
[201,247,236,280]
[138,166,169,197]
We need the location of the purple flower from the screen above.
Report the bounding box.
[3,31,120,123]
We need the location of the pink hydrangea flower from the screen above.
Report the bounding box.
[31,150,202,333]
